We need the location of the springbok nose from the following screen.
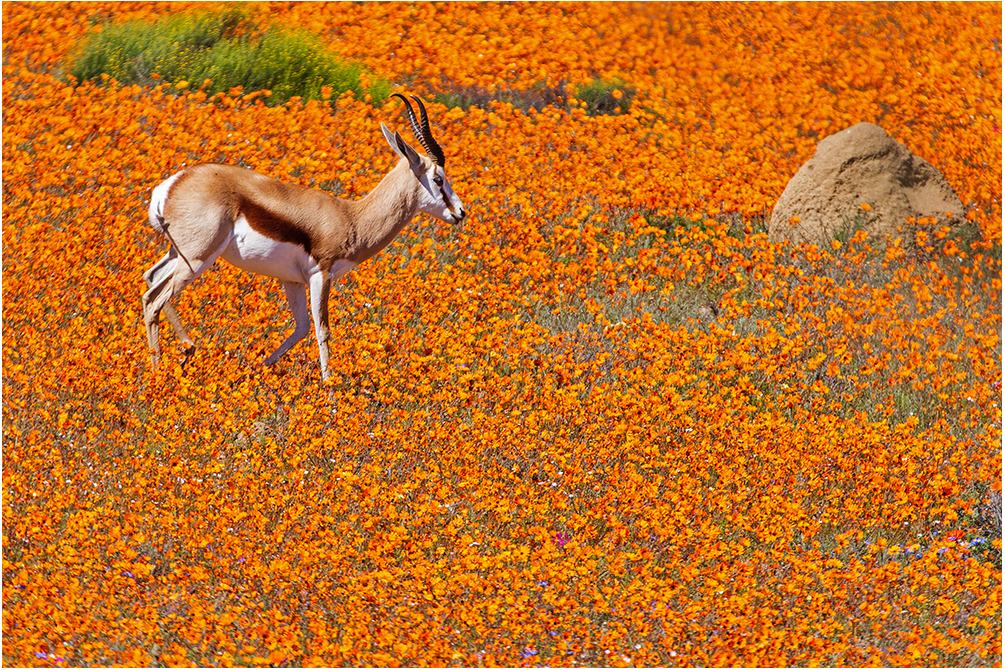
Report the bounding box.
[454,208,467,224]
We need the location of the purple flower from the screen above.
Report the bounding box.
[555,532,571,548]
[33,652,65,663]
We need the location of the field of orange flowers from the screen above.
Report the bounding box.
[3,2,1002,667]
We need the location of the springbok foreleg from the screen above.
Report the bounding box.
[263,280,312,369]
[143,251,194,350]
[308,270,334,380]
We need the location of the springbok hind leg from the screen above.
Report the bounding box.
[143,251,194,351]
[142,254,202,369]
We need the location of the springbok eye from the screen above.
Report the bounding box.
[433,176,444,188]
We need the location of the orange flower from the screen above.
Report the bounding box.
[1,1,999,667]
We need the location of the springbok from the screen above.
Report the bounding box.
[142,94,465,380]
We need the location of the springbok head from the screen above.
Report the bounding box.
[381,93,466,225]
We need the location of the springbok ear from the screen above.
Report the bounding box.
[384,127,426,179]
[381,123,403,158]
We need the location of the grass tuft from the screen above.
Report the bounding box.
[572,77,635,116]
[431,76,635,116]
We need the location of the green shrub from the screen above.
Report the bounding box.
[67,8,390,105]
[573,77,635,116]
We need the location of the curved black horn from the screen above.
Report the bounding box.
[391,93,421,141]
[410,95,446,168]
[391,93,445,167]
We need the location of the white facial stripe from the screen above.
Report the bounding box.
[415,163,463,222]
[418,173,436,199]
[432,166,456,210]
[419,168,452,207]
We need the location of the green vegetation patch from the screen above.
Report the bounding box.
[573,77,635,116]
[67,7,391,105]
[432,77,636,116]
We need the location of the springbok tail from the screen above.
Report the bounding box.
[158,215,195,272]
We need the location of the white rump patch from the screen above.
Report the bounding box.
[148,171,185,234]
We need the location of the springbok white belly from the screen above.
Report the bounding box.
[222,214,320,284]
